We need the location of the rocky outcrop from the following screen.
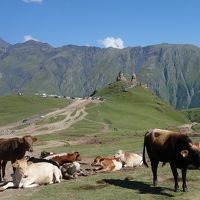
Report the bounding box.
[116,71,128,82]
[131,73,139,87]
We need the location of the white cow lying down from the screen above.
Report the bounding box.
[115,150,143,167]
[0,158,62,190]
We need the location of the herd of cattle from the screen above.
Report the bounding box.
[0,128,200,193]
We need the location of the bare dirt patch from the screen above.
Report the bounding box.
[0,99,101,138]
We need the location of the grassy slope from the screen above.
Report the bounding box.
[0,95,70,126]
[181,108,200,123]
[88,82,187,132]
[181,108,200,132]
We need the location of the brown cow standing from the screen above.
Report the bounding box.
[143,129,200,192]
[0,135,37,181]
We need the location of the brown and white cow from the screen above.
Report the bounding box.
[0,135,37,181]
[115,150,143,167]
[143,128,200,192]
[44,152,81,166]
[91,156,122,172]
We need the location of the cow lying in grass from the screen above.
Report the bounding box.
[0,158,62,191]
[114,150,143,167]
[91,156,122,172]
[60,161,88,179]
[44,152,81,166]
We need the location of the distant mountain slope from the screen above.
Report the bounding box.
[0,39,200,109]
[0,38,10,53]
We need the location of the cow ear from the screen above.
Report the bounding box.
[24,156,30,160]
[31,136,37,142]
[23,136,37,144]
[27,161,32,166]
[19,138,24,143]
[12,160,19,168]
[181,150,189,157]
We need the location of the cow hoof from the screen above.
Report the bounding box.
[0,187,5,192]
[182,188,188,192]
[174,188,180,192]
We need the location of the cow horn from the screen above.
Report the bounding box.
[180,150,189,157]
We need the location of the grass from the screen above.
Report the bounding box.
[3,166,200,200]
[0,95,70,126]
[181,108,200,123]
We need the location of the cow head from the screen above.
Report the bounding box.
[91,156,103,166]
[180,143,200,168]
[12,157,29,169]
[22,135,37,152]
[114,150,125,161]
[74,152,81,161]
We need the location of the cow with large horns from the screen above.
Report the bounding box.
[143,128,200,192]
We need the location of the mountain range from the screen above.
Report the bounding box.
[0,38,200,109]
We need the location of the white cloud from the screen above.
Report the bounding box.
[22,0,43,3]
[23,35,39,42]
[99,37,124,49]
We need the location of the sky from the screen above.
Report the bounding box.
[0,0,200,48]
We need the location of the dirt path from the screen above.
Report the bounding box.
[0,99,101,138]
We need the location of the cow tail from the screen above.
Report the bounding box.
[143,131,149,167]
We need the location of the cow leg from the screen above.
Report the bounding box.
[2,161,7,180]
[0,181,15,191]
[23,183,39,188]
[11,160,16,174]
[181,168,187,192]
[0,161,2,182]
[151,160,159,186]
[170,163,179,192]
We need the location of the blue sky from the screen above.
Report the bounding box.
[0,0,200,48]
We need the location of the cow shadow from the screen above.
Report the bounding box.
[101,179,174,197]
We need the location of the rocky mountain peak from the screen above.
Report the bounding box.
[0,38,10,49]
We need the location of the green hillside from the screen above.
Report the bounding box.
[182,108,200,132]
[0,95,70,126]
[181,108,200,123]
[89,81,188,132]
